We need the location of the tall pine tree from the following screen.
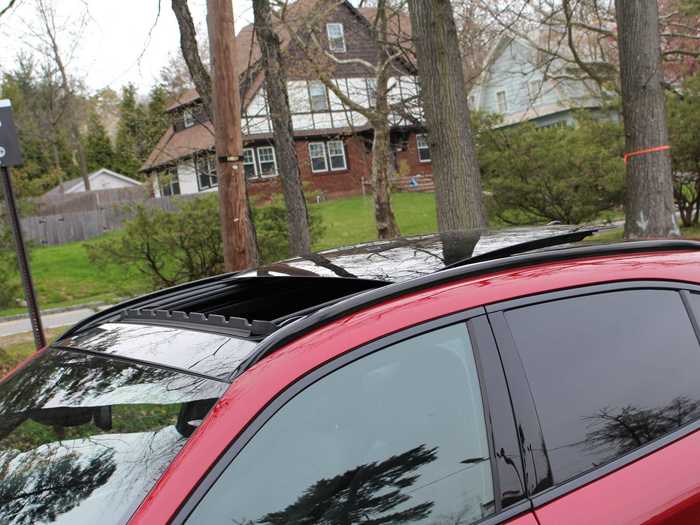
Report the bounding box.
[84,111,115,172]
[143,84,170,158]
[114,84,146,177]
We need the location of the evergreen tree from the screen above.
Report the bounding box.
[143,84,170,158]
[84,111,115,172]
[114,84,146,177]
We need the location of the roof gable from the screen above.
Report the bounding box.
[167,0,414,113]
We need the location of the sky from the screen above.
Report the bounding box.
[0,0,256,95]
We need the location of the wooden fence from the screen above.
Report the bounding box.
[21,193,201,246]
[32,187,149,215]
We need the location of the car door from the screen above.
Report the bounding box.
[488,282,700,524]
[171,313,535,525]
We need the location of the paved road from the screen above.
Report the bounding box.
[0,307,108,337]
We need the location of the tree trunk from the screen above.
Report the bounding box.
[615,0,678,238]
[70,121,90,191]
[371,121,400,239]
[207,0,259,270]
[172,0,214,121]
[408,0,486,234]
[253,0,312,255]
[371,0,400,240]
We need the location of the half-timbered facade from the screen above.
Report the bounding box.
[142,0,433,200]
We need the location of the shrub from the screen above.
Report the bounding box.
[87,194,324,290]
[478,115,625,225]
[668,72,700,226]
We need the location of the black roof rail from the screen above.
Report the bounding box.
[120,308,279,339]
[234,239,700,380]
[59,272,241,340]
[444,227,600,269]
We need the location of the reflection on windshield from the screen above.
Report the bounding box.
[60,323,257,380]
[0,349,227,525]
[262,226,577,282]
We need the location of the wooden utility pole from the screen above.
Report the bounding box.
[615,0,678,238]
[206,0,259,270]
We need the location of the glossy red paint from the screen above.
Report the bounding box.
[129,250,700,524]
[536,428,700,525]
[505,514,539,525]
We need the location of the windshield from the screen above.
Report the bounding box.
[0,349,228,525]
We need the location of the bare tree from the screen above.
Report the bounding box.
[277,0,402,239]
[0,0,20,19]
[32,0,91,191]
[171,0,213,120]
[615,0,678,238]
[253,0,312,255]
[408,0,486,237]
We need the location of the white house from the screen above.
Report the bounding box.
[470,31,617,128]
[43,168,142,197]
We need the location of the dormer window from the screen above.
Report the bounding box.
[326,23,346,53]
[183,109,195,128]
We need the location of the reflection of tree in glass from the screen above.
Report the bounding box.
[584,396,700,460]
[258,445,437,525]
[0,351,174,416]
[0,447,116,525]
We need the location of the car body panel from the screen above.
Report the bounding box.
[129,249,700,524]
[535,428,700,525]
[504,515,539,525]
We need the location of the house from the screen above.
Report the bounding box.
[43,168,142,197]
[141,0,432,200]
[470,31,617,128]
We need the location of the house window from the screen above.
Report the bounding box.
[257,146,278,177]
[416,134,431,163]
[528,79,543,101]
[366,78,377,108]
[309,81,329,112]
[243,148,257,179]
[183,109,195,128]
[496,90,508,113]
[309,142,328,172]
[327,140,347,171]
[195,153,218,190]
[326,23,346,53]
[159,168,180,197]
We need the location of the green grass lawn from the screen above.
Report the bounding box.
[0,233,152,317]
[0,192,438,317]
[314,192,437,249]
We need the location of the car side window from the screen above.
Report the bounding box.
[504,289,700,487]
[184,323,496,524]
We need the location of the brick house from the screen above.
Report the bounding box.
[141,0,433,201]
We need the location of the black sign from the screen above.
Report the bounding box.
[0,99,23,167]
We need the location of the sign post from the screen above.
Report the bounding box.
[0,99,46,350]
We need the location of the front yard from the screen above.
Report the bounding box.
[0,192,439,317]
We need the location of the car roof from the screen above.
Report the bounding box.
[52,228,700,381]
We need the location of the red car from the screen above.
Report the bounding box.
[2,228,700,525]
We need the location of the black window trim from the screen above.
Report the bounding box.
[486,279,700,509]
[170,306,530,525]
